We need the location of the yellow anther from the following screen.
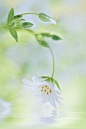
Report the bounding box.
[45,89,46,92]
[41,86,44,89]
[50,89,52,93]
[41,89,43,92]
[47,87,49,90]
[47,92,49,95]
[45,85,47,88]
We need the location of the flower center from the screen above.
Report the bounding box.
[41,85,52,95]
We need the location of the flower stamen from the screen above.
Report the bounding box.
[45,89,46,92]
[50,89,52,93]
[41,86,44,88]
[47,87,49,90]
[41,89,43,92]
[47,92,49,95]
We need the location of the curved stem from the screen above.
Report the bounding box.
[49,46,55,78]
[21,13,38,16]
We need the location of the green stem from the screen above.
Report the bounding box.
[49,46,55,78]
[21,13,38,16]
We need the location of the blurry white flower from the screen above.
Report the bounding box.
[23,75,64,108]
[0,98,12,120]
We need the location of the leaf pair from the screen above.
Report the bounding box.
[35,34,49,47]
[35,33,62,48]
[40,76,61,91]
[7,8,34,42]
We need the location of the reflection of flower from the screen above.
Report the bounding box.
[23,75,64,108]
[39,109,66,125]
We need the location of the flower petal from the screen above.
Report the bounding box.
[55,90,61,95]
[55,95,65,107]
[32,88,41,96]
[22,79,34,85]
[55,94,64,100]
[32,75,41,85]
[39,92,47,103]
[23,85,39,91]
[43,81,53,89]
[48,93,57,108]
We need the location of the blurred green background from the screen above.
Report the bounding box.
[0,0,86,128]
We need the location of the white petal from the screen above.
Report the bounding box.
[55,90,61,95]
[22,79,34,85]
[32,75,41,85]
[55,95,65,107]
[55,94,64,100]
[48,93,56,108]
[43,81,53,89]
[32,89,41,96]
[39,92,47,103]
[23,85,39,91]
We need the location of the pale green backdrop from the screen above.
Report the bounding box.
[0,0,86,128]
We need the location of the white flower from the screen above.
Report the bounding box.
[22,75,64,108]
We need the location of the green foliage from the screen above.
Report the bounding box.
[9,27,18,42]
[37,39,49,47]
[35,34,49,47]
[40,76,61,91]
[14,15,22,19]
[35,32,62,47]
[53,79,61,91]
[21,22,33,28]
[39,13,51,22]
[41,33,62,40]
[2,8,60,42]
[7,8,14,24]
[41,33,51,37]
[52,35,62,40]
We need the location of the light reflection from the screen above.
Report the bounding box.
[31,102,66,125]
[39,109,66,125]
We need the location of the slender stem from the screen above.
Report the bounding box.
[49,46,55,78]
[20,13,38,16]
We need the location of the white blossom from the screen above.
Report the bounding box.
[23,75,64,108]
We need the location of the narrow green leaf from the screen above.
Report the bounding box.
[22,22,33,28]
[54,79,61,91]
[37,39,49,47]
[7,8,14,24]
[52,35,62,40]
[9,27,18,42]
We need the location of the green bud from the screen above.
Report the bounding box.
[14,15,22,19]
[22,22,33,28]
